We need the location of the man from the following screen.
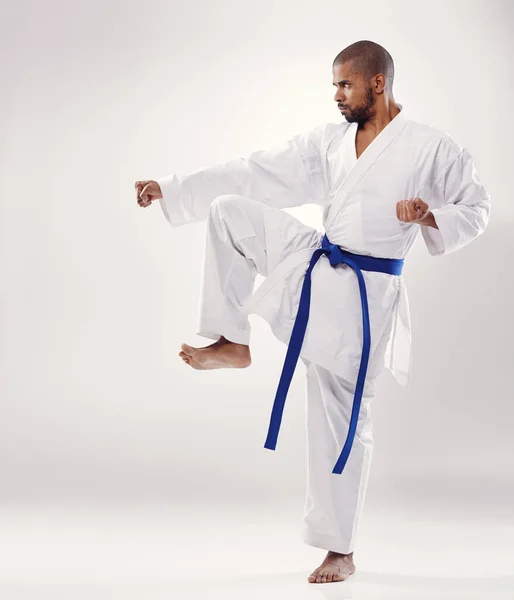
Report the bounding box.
[135,40,491,584]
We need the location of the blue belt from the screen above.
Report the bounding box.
[264,233,404,474]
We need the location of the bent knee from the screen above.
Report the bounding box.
[210,194,252,214]
[208,194,266,240]
[209,194,266,229]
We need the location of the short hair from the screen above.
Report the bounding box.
[333,40,394,91]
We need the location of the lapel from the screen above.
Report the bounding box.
[324,105,408,231]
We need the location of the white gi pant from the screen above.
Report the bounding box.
[196,194,376,554]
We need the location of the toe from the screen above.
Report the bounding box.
[181,343,195,354]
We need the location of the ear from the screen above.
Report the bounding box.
[373,73,386,94]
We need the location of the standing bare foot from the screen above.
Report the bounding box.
[178,335,251,370]
[307,551,356,583]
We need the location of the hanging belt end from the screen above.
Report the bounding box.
[264,437,277,451]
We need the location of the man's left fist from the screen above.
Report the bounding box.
[396,198,430,223]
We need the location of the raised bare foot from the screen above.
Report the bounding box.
[307,550,356,584]
[178,336,251,370]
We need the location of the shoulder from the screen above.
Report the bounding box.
[404,119,482,194]
[405,118,464,166]
[300,121,350,151]
[315,120,351,140]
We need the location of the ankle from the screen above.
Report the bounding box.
[218,336,248,348]
[328,550,353,559]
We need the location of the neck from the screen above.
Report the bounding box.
[359,101,401,133]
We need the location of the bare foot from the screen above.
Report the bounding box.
[178,336,251,370]
[307,551,356,584]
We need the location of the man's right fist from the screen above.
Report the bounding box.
[135,180,163,208]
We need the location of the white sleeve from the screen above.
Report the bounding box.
[156,123,329,227]
[421,147,491,256]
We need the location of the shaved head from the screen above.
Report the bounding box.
[333,40,394,92]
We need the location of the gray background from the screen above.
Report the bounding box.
[1,0,513,592]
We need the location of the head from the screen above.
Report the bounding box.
[332,40,395,124]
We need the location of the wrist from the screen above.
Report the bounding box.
[420,210,438,229]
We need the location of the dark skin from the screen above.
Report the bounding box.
[332,61,401,155]
[142,62,439,584]
[177,62,438,585]
[136,61,438,230]
[333,61,438,230]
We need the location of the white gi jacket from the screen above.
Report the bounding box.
[157,106,491,387]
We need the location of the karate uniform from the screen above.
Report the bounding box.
[157,105,491,553]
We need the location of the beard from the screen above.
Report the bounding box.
[343,86,376,124]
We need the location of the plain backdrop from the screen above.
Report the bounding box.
[1,0,513,566]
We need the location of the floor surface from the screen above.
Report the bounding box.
[1,501,512,599]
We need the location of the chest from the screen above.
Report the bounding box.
[355,128,376,159]
[326,136,420,212]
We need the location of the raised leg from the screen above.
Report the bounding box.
[179,194,320,368]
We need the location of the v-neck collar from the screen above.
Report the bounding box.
[325,104,408,230]
[351,104,404,162]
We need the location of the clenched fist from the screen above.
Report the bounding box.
[396,197,430,223]
[135,180,163,208]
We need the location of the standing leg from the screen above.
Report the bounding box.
[302,357,377,583]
